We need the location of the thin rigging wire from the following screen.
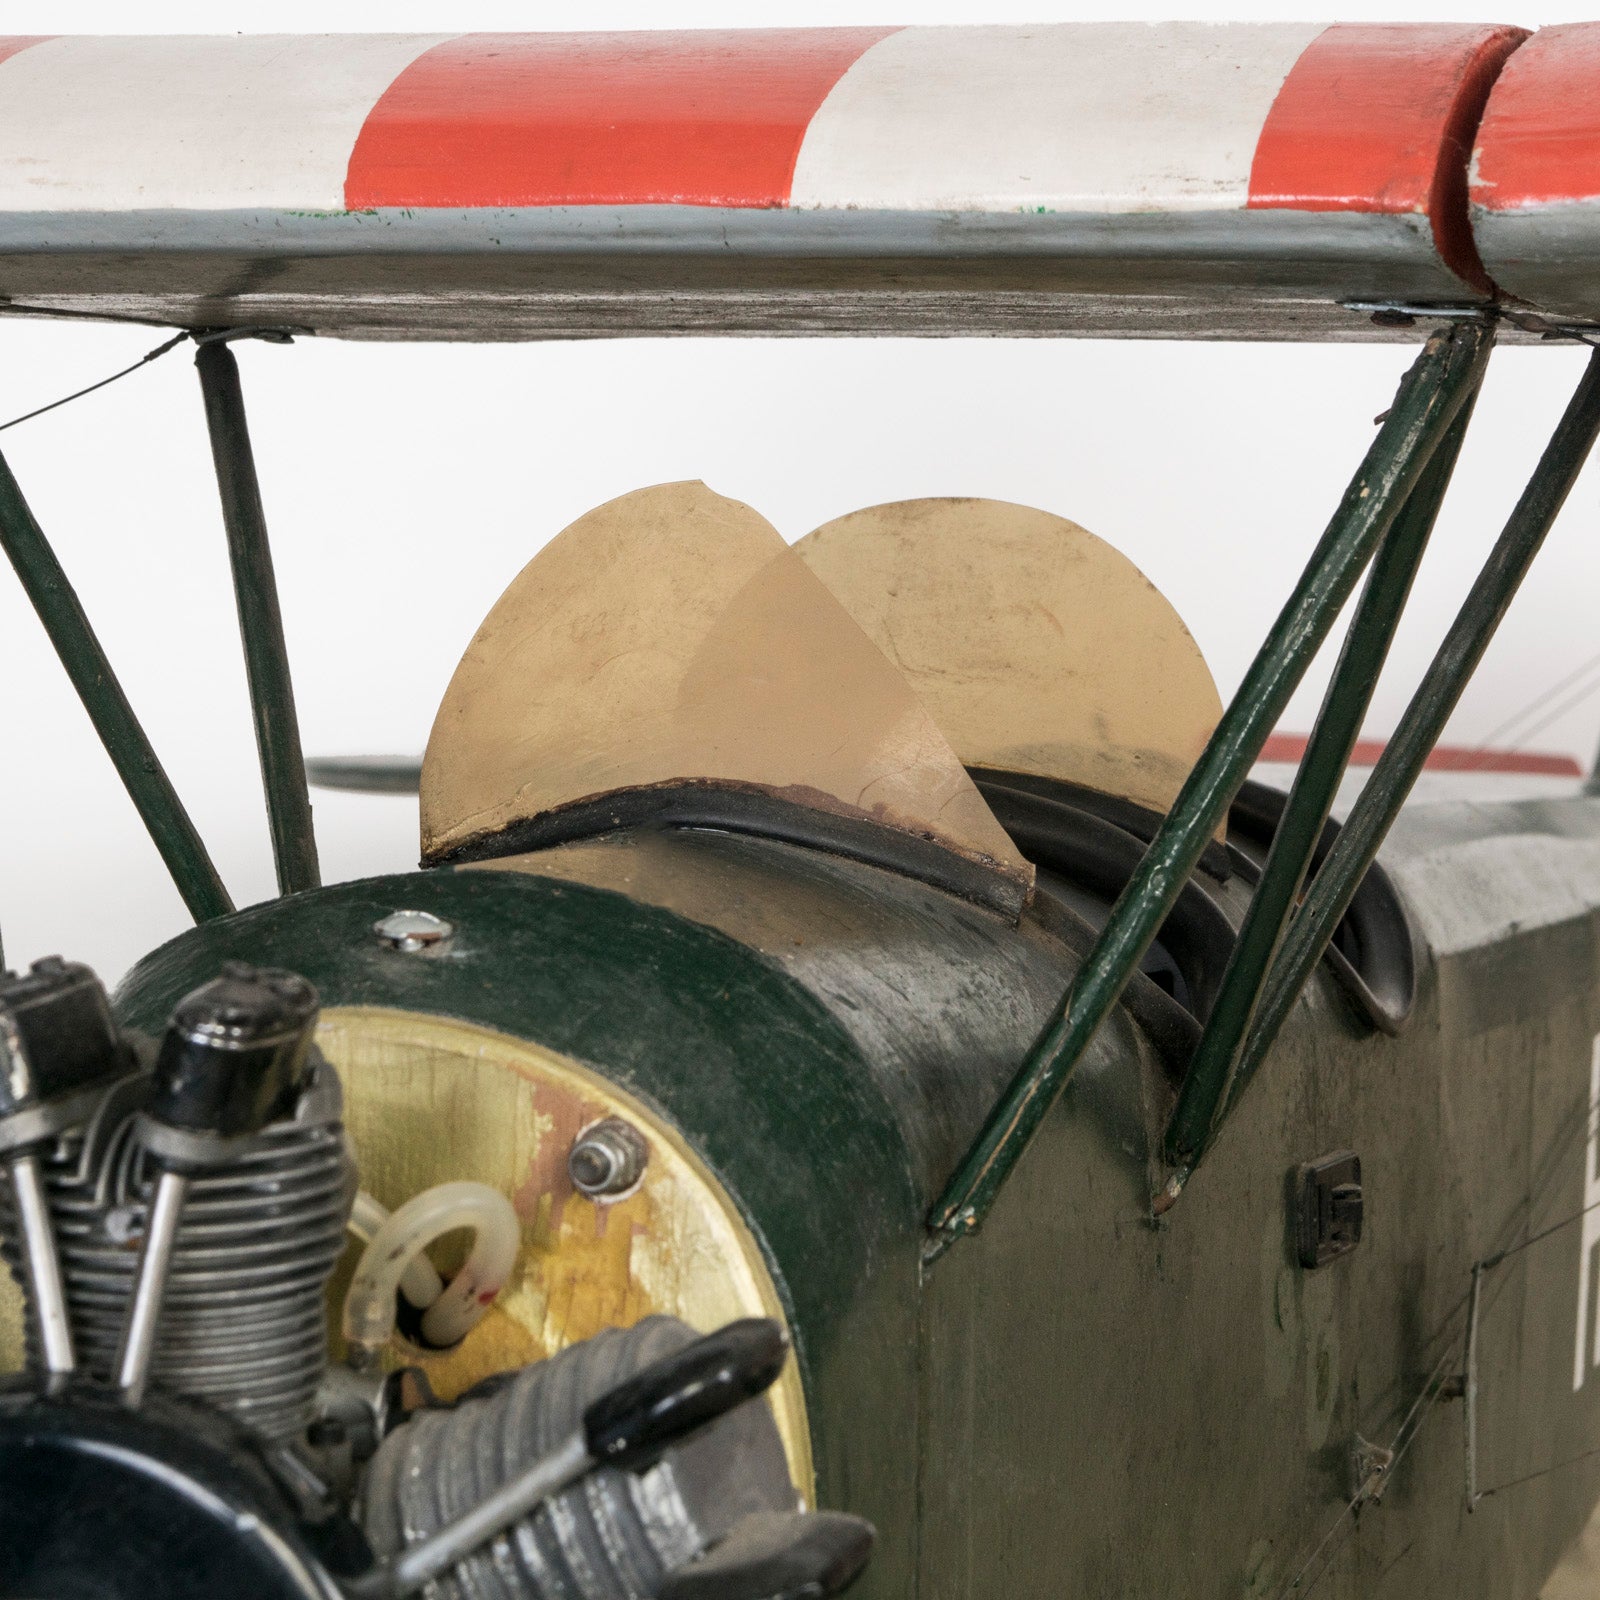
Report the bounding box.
[1431,326,1600,770]
[1505,671,1600,758]
[1483,1109,1600,1276]
[1461,1101,1600,1501]
[1478,1443,1600,1501]
[1276,1330,1468,1598]
[1276,1085,1600,1596]
[0,329,191,434]
[1465,646,1600,758]
[1482,1194,1600,1272]
[1351,313,1600,776]
[1276,1492,1365,1597]
[0,323,295,437]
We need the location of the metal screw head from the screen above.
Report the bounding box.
[373,910,454,953]
[568,1118,649,1200]
[103,1205,144,1246]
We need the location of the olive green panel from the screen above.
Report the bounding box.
[115,867,925,1600]
[918,910,1600,1598]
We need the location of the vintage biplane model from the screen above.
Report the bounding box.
[4,20,1600,1600]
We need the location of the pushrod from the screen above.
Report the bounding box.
[1220,345,1600,1128]
[1163,384,1484,1172]
[0,448,232,923]
[196,339,320,896]
[924,322,1491,1255]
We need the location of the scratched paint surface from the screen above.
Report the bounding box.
[1468,23,1600,319]
[1247,21,1523,287]
[1471,23,1600,212]
[790,22,1320,212]
[0,24,1517,226]
[0,22,1538,331]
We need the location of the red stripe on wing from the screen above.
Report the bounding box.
[0,38,53,68]
[1247,22,1526,291]
[345,28,896,211]
[1470,24,1600,212]
[1260,733,1581,778]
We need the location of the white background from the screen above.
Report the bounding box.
[2,0,1599,982]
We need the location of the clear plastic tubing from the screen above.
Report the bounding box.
[344,1181,521,1362]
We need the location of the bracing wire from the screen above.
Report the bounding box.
[1429,320,1600,773]
[1478,1191,1600,1275]
[0,329,193,434]
[1274,1086,1600,1596]
[1275,1330,1469,1598]
[1462,646,1600,760]
[1477,1443,1600,1501]
[0,321,298,437]
[1464,1099,1600,1504]
[1502,672,1600,760]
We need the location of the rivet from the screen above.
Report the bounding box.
[373,910,454,954]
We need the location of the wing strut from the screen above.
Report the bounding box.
[0,448,233,923]
[195,333,320,897]
[1163,387,1482,1169]
[1195,346,1600,1165]
[925,319,1494,1259]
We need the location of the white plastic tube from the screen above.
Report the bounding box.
[349,1190,444,1309]
[343,1181,521,1362]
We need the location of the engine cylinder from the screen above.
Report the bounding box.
[0,1059,355,1445]
[362,1315,799,1600]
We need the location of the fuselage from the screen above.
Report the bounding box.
[96,764,1600,1598]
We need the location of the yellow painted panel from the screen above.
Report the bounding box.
[319,1006,813,1499]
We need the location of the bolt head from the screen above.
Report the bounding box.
[568,1117,649,1200]
[569,1144,616,1191]
[373,910,454,953]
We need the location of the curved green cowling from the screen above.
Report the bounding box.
[115,865,926,1599]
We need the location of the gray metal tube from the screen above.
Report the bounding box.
[9,1152,74,1377]
[115,1168,188,1406]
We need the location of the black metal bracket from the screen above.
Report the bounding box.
[1296,1152,1364,1269]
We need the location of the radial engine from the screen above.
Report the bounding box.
[0,956,873,1600]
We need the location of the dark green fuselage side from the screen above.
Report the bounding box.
[115,793,1600,1599]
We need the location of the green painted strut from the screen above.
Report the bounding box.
[1163,382,1485,1171]
[1220,344,1600,1131]
[0,447,233,923]
[196,339,320,897]
[925,322,1491,1255]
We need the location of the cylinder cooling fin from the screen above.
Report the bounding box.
[362,1317,798,1600]
[0,1063,354,1443]
[0,959,858,1600]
